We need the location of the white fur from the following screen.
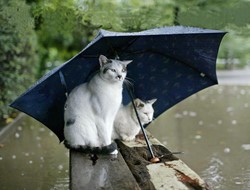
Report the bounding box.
[64,55,132,150]
[113,98,157,141]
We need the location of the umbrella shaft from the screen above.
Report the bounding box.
[125,84,155,159]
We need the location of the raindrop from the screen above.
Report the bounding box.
[49,132,54,136]
[198,121,204,125]
[231,120,237,125]
[29,160,33,164]
[39,128,45,132]
[240,89,246,95]
[12,155,16,159]
[200,73,206,77]
[0,157,3,160]
[217,120,223,125]
[21,121,27,125]
[235,181,243,185]
[183,111,188,115]
[195,135,202,140]
[174,113,182,118]
[15,133,20,138]
[21,172,25,176]
[25,153,29,156]
[224,148,230,153]
[244,103,249,108]
[40,156,44,161]
[189,112,197,117]
[241,144,250,151]
[58,165,64,170]
[17,126,22,131]
[36,136,41,141]
[226,107,233,112]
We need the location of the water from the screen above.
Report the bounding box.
[0,117,69,190]
[0,85,249,189]
[148,85,250,190]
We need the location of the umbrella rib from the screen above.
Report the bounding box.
[125,83,156,159]
[103,37,140,59]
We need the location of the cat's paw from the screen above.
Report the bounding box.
[110,149,118,155]
[122,135,135,142]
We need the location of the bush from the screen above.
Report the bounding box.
[0,0,38,122]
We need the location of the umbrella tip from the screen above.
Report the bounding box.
[150,157,160,163]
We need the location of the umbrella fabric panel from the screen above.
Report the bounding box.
[96,34,224,83]
[123,53,215,118]
[11,72,66,140]
[11,55,101,141]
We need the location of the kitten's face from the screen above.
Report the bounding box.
[134,99,157,125]
[99,55,132,83]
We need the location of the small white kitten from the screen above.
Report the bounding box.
[113,98,157,141]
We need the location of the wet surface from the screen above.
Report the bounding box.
[0,85,249,189]
[0,117,69,190]
[148,85,250,190]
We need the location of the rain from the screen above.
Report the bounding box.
[1,0,250,189]
[149,83,250,190]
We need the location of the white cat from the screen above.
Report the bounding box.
[64,55,132,154]
[112,98,157,141]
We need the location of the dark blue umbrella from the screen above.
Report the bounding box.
[10,26,226,143]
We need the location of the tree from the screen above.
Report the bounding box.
[0,0,38,121]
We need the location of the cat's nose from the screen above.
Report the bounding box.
[116,75,122,80]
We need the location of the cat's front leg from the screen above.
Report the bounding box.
[96,120,113,146]
[121,134,135,142]
[95,120,118,155]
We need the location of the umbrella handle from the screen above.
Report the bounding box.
[125,83,159,163]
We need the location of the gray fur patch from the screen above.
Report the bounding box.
[66,118,75,126]
[103,67,111,74]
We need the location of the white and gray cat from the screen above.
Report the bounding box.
[112,98,157,141]
[64,55,132,154]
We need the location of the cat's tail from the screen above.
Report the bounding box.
[64,140,118,155]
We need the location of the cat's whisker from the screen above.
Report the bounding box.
[125,77,135,83]
[124,79,134,90]
[124,77,134,85]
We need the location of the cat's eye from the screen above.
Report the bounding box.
[144,112,148,116]
[122,68,127,72]
[111,69,116,72]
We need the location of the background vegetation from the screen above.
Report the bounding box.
[1,0,250,124]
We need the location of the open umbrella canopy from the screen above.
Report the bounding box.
[10,26,226,142]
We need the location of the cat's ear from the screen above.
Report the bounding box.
[147,98,157,105]
[121,60,132,67]
[134,98,144,108]
[99,55,111,67]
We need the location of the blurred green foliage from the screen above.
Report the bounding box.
[1,0,250,122]
[0,0,38,121]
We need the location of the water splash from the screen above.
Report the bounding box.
[241,144,250,151]
[201,157,225,189]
